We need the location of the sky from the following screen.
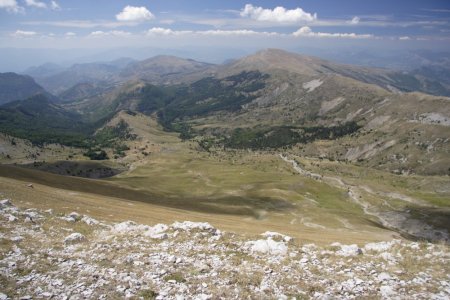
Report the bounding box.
[0,0,450,69]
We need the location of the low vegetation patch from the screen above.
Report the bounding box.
[197,122,361,150]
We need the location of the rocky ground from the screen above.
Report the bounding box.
[0,198,449,300]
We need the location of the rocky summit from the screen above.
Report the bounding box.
[1,199,449,300]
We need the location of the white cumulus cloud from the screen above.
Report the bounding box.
[50,0,60,10]
[11,30,38,37]
[349,16,360,24]
[25,0,47,9]
[293,26,373,39]
[0,0,24,13]
[116,6,154,22]
[65,32,76,36]
[240,4,317,23]
[399,36,410,40]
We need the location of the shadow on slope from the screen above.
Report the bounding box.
[0,164,293,218]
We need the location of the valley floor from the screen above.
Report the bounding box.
[0,112,449,299]
[1,198,449,299]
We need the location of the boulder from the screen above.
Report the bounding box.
[172,221,216,232]
[0,199,12,207]
[64,233,86,245]
[81,216,100,226]
[246,238,288,256]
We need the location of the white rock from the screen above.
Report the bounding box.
[300,257,309,264]
[152,233,169,239]
[125,290,135,298]
[365,241,396,252]
[261,231,293,242]
[378,272,392,282]
[81,216,100,226]
[60,216,76,223]
[6,214,17,222]
[0,199,12,207]
[379,252,396,263]
[24,210,42,220]
[0,293,8,300]
[341,278,356,291]
[380,285,397,298]
[64,233,86,244]
[143,223,169,239]
[246,238,288,256]
[172,221,216,232]
[194,294,211,300]
[68,212,81,220]
[112,221,137,233]
[10,236,23,242]
[409,242,420,250]
[335,244,362,257]
[41,292,52,298]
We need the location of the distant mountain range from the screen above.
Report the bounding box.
[21,49,450,98]
[1,48,449,174]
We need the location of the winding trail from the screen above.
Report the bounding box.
[279,154,449,242]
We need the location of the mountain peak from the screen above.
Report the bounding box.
[220,48,329,77]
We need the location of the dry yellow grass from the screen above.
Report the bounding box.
[0,170,395,245]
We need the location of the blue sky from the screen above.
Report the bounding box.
[1,1,449,41]
[0,0,449,68]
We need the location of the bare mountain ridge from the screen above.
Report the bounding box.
[215,49,449,96]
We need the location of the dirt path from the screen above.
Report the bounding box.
[279,154,449,242]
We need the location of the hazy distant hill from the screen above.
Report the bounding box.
[58,82,110,103]
[33,56,213,97]
[35,63,122,94]
[0,72,54,105]
[24,63,64,79]
[119,55,214,84]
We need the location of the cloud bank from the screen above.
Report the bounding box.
[293,26,373,39]
[11,30,38,37]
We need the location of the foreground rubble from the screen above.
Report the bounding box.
[0,198,449,299]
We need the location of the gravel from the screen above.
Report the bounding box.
[1,198,449,299]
